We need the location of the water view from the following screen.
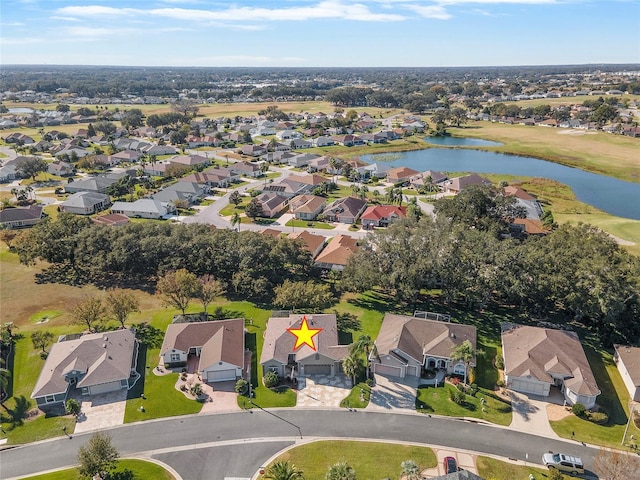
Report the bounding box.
[364,148,640,220]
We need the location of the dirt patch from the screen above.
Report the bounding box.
[546,403,571,421]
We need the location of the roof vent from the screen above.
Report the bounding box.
[451,332,456,339]
[102,343,107,348]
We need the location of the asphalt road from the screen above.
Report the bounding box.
[0,410,601,479]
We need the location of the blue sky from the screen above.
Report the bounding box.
[1,0,639,67]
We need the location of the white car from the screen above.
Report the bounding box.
[542,452,585,475]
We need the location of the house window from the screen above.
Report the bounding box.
[170,353,180,361]
[268,366,279,373]
[45,395,55,403]
[287,354,296,364]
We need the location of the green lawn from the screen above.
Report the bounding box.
[339,382,371,409]
[285,219,335,230]
[22,458,175,480]
[476,456,571,480]
[262,440,437,480]
[549,343,640,448]
[237,385,297,409]
[416,383,512,426]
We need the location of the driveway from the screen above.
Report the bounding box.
[73,390,127,434]
[296,374,351,408]
[420,448,479,478]
[199,381,241,414]
[366,374,418,412]
[508,389,562,438]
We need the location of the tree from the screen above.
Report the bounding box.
[15,156,47,181]
[400,460,421,480]
[66,398,81,417]
[156,268,198,315]
[56,104,70,112]
[87,123,96,138]
[263,460,304,480]
[77,432,119,479]
[121,108,144,130]
[450,339,474,385]
[342,352,363,387]
[195,275,225,313]
[350,334,372,379]
[326,462,356,480]
[245,198,264,220]
[93,121,116,136]
[31,330,54,353]
[231,212,241,231]
[273,280,334,312]
[593,448,640,479]
[0,229,19,249]
[106,289,140,328]
[0,365,10,402]
[71,296,105,333]
[229,190,242,206]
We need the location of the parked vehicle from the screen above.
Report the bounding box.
[542,452,585,475]
[443,456,458,474]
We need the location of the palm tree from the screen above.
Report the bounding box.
[342,352,362,387]
[450,339,474,385]
[326,461,356,480]
[400,460,420,480]
[349,334,372,379]
[263,460,304,480]
[231,212,241,231]
[0,364,10,403]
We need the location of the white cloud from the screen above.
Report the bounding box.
[404,4,453,19]
[51,16,82,22]
[0,36,43,45]
[438,0,558,4]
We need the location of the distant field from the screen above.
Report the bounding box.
[448,121,640,184]
[502,93,640,108]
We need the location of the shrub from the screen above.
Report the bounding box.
[572,403,587,418]
[549,469,564,480]
[190,383,203,397]
[634,411,640,429]
[235,378,249,395]
[588,411,608,424]
[450,376,460,386]
[365,378,374,387]
[66,398,81,417]
[264,370,279,388]
[468,383,479,397]
[450,388,466,405]
[494,355,504,370]
[180,384,187,391]
[457,383,466,392]
[496,379,505,388]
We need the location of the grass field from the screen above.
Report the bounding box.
[476,456,571,480]
[22,458,175,480]
[261,440,437,480]
[448,121,640,184]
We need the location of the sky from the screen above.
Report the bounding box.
[1,0,639,67]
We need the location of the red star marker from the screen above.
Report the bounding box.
[287,316,323,351]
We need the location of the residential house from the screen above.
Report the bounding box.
[331,134,364,147]
[65,176,116,194]
[260,227,283,238]
[47,160,74,177]
[323,196,367,224]
[169,154,210,169]
[0,159,19,183]
[307,156,330,173]
[313,136,335,147]
[160,319,245,383]
[287,173,327,188]
[501,323,600,409]
[287,153,321,168]
[31,329,138,410]
[361,205,407,228]
[289,194,326,220]
[91,213,130,227]
[60,191,110,215]
[290,138,313,150]
[276,130,302,141]
[204,166,240,183]
[409,170,448,191]
[386,166,420,184]
[3,132,35,145]
[288,230,326,259]
[255,192,289,218]
[262,178,312,198]
[442,174,492,194]
[314,234,359,271]
[153,182,206,206]
[141,144,176,156]
[230,161,262,178]
[111,198,172,219]
[614,345,640,402]
[260,313,349,378]
[143,162,172,177]
[111,150,143,163]
[0,205,44,229]
[241,144,268,157]
[371,314,477,379]
[182,171,231,189]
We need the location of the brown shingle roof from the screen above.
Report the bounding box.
[260,314,344,365]
[32,329,136,398]
[614,345,640,387]
[375,314,477,364]
[501,324,600,396]
[314,234,359,267]
[288,230,326,257]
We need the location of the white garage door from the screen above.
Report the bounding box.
[304,364,331,375]
[511,379,546,395]
[207,369,236,382]
[89,381,122,395]
[373,363,403,377]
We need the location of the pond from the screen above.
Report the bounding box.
[425,136,502,147]
[364,148,640,220]
[7,108,34,114]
